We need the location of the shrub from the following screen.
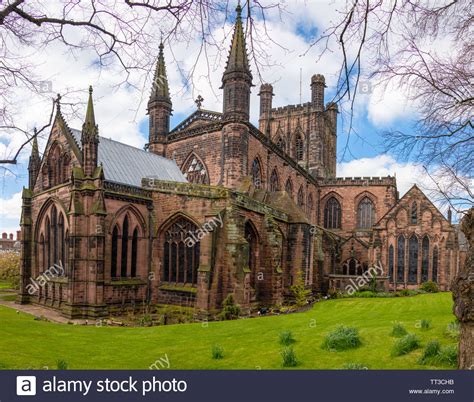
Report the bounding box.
[420,281,439,293]
[341,362,368,370]
[392,334,420,356]
[279,330,295,346]
[420,319,431,330]
[445,320,460,339]
[327,288,343,299]
[390,322,408,337]
[138,314,153,327]
[281,346,298,367]
[321,325,362,351]
[435,345,458,367]
[0,252,20,290]
[219,294,241,320]
[56,360,68,370]
[418,341,457,367]
[396,289,420,297]
[211,344,224,360]
[418,340,441,364]
[290,272,311,307]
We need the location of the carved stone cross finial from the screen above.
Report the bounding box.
[195,95,204,109]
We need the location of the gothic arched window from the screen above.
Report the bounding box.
[163,217,200,285]
[51,205,58,265]
[182,154,209,185]
[432,246,438,283]
[408,235,418,284]
[297,187,305,208]
[251,158,262,189]
[324,197,341,229]
[131,228,138,278]
[111,226,118,278]
[269,169,280,192]
[58,213,65,266]
[295,135,304,161]
[285,178,293,198]
[245,221,258,288]
[397,235,405,282]
[45,216,51,269]
[121,216,129,277]
[388,244,394,283]
[357,197,375,229]
[422,235,429,282]
[411,202,418,224]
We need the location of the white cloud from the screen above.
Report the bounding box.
[0,192,22,233]
[337,154,425,197]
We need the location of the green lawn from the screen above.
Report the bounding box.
[0,293,458,370]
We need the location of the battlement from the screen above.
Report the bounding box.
[270,102,313,115]
[321,176,397,186]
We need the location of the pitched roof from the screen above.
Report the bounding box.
[70,129,186,186]
[375,184,448,226]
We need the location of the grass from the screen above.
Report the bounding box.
[392,334,421,356]
[279,330,295,346]
[321,325,361,351]
[0,292,458,369]
[420,319,431,330]
[418,340,457,367]
[340,362,368,370]
[281,346,298,367]
[390,322,408,337]
[211,345,224,360]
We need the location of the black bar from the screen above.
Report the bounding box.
[2,370,473,402]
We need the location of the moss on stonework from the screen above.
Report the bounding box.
[159,284,198,294]
[72,167,85,179]
[106,279,146,286]
[22,187,33,199]
[80,183,96,191]
[91,197,107,215]
[198,264,211,272]
[92,165,103,179]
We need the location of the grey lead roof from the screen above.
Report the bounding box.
[70,128,187,187]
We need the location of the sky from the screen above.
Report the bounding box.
[0,0,452,234]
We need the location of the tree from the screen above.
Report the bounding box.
[311,0,472,369]
[0,0,281,168]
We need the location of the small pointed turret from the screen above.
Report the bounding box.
[148,41,172,155]
[222,2,253,121]
[151,42,170,100]
[82,86,99,144]
[223,2,251,76]
[28,129,41,190]
[82,86,99,176]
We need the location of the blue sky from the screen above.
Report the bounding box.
[0,1,447,234]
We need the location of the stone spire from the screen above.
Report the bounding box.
[82,86,99,143]
[148,41,172,155]
[150,42,170,101]
[222,1,253,121]
[28,129,41,190]
[82,86,99,176]
[223,2,251,76]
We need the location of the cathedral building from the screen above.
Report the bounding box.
[18,4,463,318]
